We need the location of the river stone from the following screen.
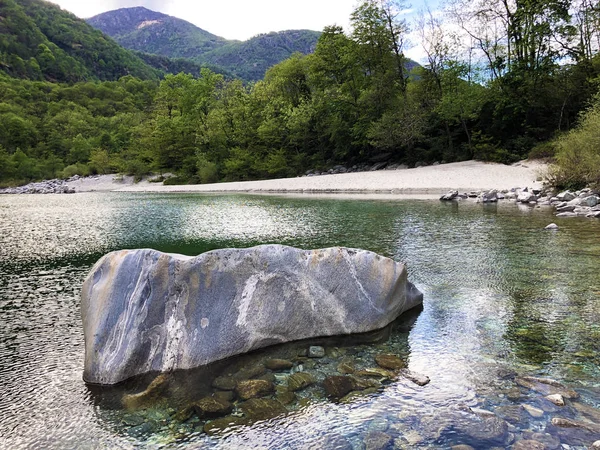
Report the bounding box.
[401,369,430,386]
[375,354,406,371]
[512,439,545,450]
[276,390,296,405]
[557,191,576,201]
[363,431,392,450]
[515,376,579,399]
[236,379,274,400]
[323,376,357,399]
[287,372,315,391]
[82,245,423,385]
[356,367,395,379]
[192,396,233,418]
[440,190,459,201]
[239,398,288,421]
[122,374,170,410]
[212,376,236,391]
[308,346,325,358]
[265,359,294,371]
[546,394,565,406]
[521,431,560,450]
[453,416,509,447]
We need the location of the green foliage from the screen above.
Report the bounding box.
[196,153,219,184]
[552,95,600,189]
[0,0,599,189]
[61,163,90,179]
[0,0,159,82]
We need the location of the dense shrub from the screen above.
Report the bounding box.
[551,95,600,189]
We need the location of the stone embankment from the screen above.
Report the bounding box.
[440,186,600,219]
[0,176,79,194]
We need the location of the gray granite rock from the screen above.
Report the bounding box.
[581,195,600,207]
[440,190,459,201]
[518,191,537,203]
[557,191,576,202]
[81,245,423,385]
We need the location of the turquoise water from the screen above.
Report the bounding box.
[1,193,600,449]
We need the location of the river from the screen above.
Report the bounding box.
[1,193,599,449]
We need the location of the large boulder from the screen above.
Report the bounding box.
[81,245,423,385]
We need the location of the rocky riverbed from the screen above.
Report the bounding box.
[440,187,600,220]
[90,312,600,450]
[0,177,78,194]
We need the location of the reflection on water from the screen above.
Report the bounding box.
[1,193,600,449]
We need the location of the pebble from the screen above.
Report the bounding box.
[546,394,565,406]
[308,346,325,358]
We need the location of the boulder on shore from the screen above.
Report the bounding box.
[81,245,423,385]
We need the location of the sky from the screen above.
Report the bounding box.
[51,0,441,63]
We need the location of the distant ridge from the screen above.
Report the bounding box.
[87,7,321,81]
[87,7,229,59]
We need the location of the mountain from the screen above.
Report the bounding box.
[197,30,321,82]
[87,7,230,60]
[87,7,321,81]
[0,0,159,82]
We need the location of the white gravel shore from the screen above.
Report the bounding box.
[33,160,546,197]
[111,160,547,197]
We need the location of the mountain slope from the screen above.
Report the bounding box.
[0,0,159,82]
[87,7,321,82]
[197,30,321,81]
[87,7,230,60]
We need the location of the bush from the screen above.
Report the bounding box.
[61,163,90,179]
[197,154,219,184]
[552,94,600,189]
[122,159,150,182]
[528,141,557,160]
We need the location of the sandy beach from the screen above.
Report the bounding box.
[118,160,547,196]
[61,160,548,197]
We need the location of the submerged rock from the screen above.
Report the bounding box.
[375,354,405,371]
[122,374,170,410]
[192,396,233,418]
[400,369,430,386]
[363,431,392,450]
[287,372,315,391]
[82,245,423,385]
[265,359,294,371]
[308,346,325,358]
[240,398,287,421]
[236,379,274,400]
[323,376,357,399]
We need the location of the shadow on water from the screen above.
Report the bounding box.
[86,306,423,442]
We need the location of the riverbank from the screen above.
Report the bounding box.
[0,160,547,196]
[122,160,546,196]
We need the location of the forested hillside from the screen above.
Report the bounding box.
[87,7,229,59]
[0,0,159,82]
[0,0,599,189]
[87,7,321,82]
[195,30,321,81]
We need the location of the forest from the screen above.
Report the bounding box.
[0,0,599,188]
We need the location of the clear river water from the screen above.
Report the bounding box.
[1,193,600,449]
